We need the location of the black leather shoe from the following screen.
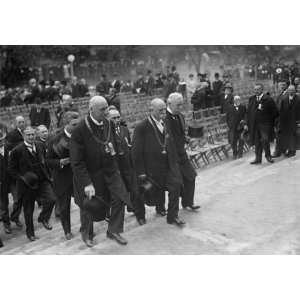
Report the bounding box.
[183,205,201,210]
[167,217,186,227]
[83,239,94,248]
[65,232,73,240]
[39,220,53,230]
[4,223,12,234]
[27,235,37,242]
[156,210,167,217]
[250,160,262,165]
[0,239,3,248]
[106,231,128,245]
[13,220,23,228]
[266,156,274,163]
[137,218,146,226]
[286,152,296,157]
[271,153,281,158]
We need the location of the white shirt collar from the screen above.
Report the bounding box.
[64,128,71,138]
[89,113,104,126]
[24,141,36,152]
[0,145,4,156]
[257,93,264,101]
[167,107,174,115]
[151,115,163,125]
[17,128,23,135]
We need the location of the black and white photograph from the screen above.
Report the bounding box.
[1,45,300,255]
[1,1,300,299]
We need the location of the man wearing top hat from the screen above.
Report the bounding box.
[70,96,130,247]
[131,98,185,226]
[8,126,56,241]
[47,111,80,240]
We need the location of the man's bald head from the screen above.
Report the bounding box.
[108,109,121,126]
[89,96,108,122]
[167,92,184,115]
[15,115,25,131]
[150,98,166,121]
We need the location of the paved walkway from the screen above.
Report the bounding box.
[1,150,300,254]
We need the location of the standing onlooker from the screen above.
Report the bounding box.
[220,83,234,114]
[186,74,197,101]
[226,95,247,159]
[247,83,278,164]
[29,99,51,129]
[278,85,300,157]
[212,73,224,107]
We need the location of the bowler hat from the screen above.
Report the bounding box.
[20,172,39,190]
[83,195,108,222]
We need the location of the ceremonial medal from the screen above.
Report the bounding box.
[108,142,116,156]
[105,143,111,153]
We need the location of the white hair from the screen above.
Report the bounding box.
[89,96,107,110]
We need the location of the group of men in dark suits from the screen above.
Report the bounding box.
[224,82,300,163]
[0,91,200,249]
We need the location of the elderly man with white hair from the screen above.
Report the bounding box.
[165,92,200,210]
[131,97,185,226]
[70,96,131,247]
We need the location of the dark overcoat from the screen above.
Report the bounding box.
[279,95,300,151]
[69,116,130,208]
[247,94,278,146]
[8,142,52,200]
[46,130,73,198]
[164,110,197,181]
[131,116,183,190]
[6,128,23,152]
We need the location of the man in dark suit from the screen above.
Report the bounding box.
[220,83,234,114]
[111,73,122,93]
[70,96,129,247]
[8,126,56,241]
[5,115,25,227]
[212,73,223,107]
[246,83,278,164]
[131,98,185,226]
[272,80,288,158]
[108,107,138,217]
[278,85,300,157]
[96,74,111,96]
[6,116,25,152]
[226,95,247,159]
[0,123,10,245]
[47,111,80,240]
[166,93,200,210]
[29,100,51,129]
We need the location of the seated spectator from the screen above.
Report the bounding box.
[145,70,155,96]
[96,74,111,96]
[111,73,122,93]
[71,77,81,99]
[133,74,146,94]
[24,78,41,104]
[107,88,120,112]
[78,78,89,98]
